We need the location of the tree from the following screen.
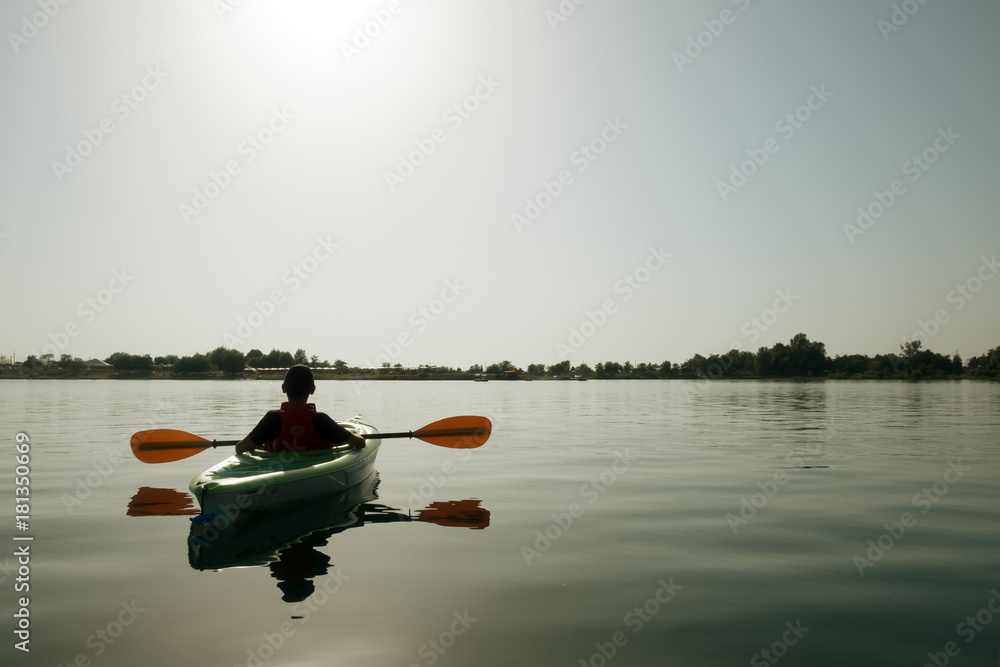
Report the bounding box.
[968,345,1000,377]
[900,339,922,360]
[220,349,246,374]
[106,352,152,372]
[294,348,308,364]
[333,359,348,373]
[131,354,154,372]
[106,352,129,369]
[467,364,483,373]
[174,354,211,374]
[830,354,872,378]
[258,349,294,368]
[576,363,594,377]
[631,363,656,379]
[526,363,546,376]
[870,354,901,378]
[753,347,773,377]
[600,361,623,378]
[705,354,728,378]
[729,350,756,376]
[547,360,571,376]
[485,360,514,374]
[770,342,792,376]
[787,333,829,377]
[58,354,86,371]
[208,346,228,369]
[950,353,963,375]
[680,354,707,377]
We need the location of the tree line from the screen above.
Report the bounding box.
[14,334,1000,379]
[164,347,333,374]
[19,347,335,375]
[485,334,1000,380]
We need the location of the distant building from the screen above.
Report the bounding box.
[501,367,521,380]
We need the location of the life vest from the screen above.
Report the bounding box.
[266,403,328,452]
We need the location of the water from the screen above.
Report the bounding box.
[1,379,997,666]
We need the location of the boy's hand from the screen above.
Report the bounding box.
[235,437,257,455]
[348,433,366,450]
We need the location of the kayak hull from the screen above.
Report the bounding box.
[189,415,380,517]
[188,468,384,570]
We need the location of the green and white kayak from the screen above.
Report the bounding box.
[188,469,385,570]
[188,415,381,516]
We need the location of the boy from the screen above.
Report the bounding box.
[235,364,366,454]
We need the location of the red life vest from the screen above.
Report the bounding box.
[265,403,329,452]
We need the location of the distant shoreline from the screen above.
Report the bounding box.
[9,333,997,381]
[1,368,995,382]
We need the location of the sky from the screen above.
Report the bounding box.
[2,0,998,370]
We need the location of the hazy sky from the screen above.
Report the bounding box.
[2,0,998,369]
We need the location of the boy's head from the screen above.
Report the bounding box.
[282,364,315,400]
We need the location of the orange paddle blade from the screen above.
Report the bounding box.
[127,487,200,516]
[415,499,490,529]
[130,429,214,464]
[412,416,492,449]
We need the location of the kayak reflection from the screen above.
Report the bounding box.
[176,471,489,603]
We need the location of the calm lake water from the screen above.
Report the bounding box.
[1,379,997,667]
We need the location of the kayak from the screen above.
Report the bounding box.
[188,415,381,517]
[188,468,389,570]
[187,470,491,571]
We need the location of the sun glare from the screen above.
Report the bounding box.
[234,2,347,75]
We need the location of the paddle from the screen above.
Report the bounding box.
[414,499,491,530]
[130,415,491,464]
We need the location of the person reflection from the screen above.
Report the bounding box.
[269,536,332,603]
[264,503,407,603]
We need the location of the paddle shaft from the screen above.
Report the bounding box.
[139,429,482,450]
[140,439,240,451]
[130,415,491,463]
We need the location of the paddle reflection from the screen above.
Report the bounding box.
[126,472,491,604]
[126,486,200,516]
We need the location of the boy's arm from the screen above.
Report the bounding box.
[345,432,366,450]
[237,412,280,454]
[235,435,259,455]
[315,414,366,450]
